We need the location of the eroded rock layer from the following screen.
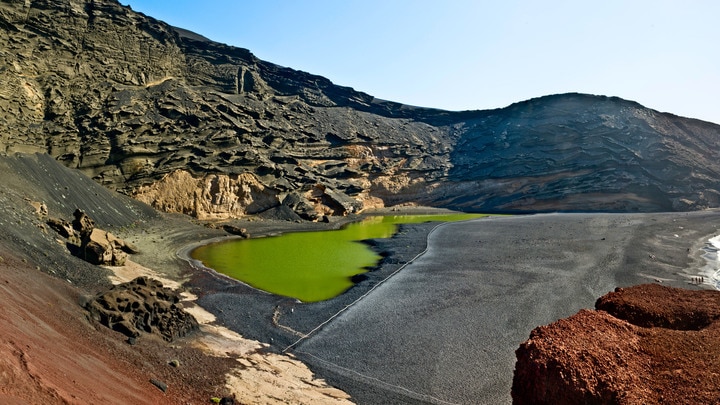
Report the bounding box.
[513,284,720,404]
[2,0,720,217]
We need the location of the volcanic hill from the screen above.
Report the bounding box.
[2,0,720,220]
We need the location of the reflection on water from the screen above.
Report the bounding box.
[191,213,486,302]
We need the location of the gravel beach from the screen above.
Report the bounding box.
[172,210,720,404]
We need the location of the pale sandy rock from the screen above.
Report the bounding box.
[133,169,280,219]
[225,353,354,405]
[28,201,48,217]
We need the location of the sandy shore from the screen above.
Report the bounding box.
[295,211,720,404]
[90,206,469,403]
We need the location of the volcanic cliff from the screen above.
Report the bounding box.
[2,0,720,220]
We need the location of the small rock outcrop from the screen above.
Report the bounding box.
[85,276,199,341]
[221,224,250,238]
[512,284,720,404]
[48,209,137,265]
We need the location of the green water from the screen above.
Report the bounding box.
[191,213,486,302]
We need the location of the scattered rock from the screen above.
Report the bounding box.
[281,192,321,221]
[47,210,138,265]
[46,217,79,242]
[29,201,48,217]
[85,276,199,342]
[307,183,362,216]
[150,379,168,393]
[221,225,249,238]
[168,359,180,368]
[81,228,128,266]
[72,209,95,238]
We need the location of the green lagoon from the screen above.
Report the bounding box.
[191,213,486,302]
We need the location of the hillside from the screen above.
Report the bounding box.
[2,0,720,219]
[0,150,355,404]
[0,153,231,403]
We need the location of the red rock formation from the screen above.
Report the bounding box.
[0,247,234,404]
[513,284,720,404]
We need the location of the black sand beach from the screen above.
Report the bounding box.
[176,210,720,404]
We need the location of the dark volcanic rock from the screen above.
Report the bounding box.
[46,217,77,240]
[441,94,720,212]
[49,209,135,265]
[513,284,720,405]
[222,224,249,238]
[72,209,95,238]
[1,0,720,216]
[85,276,199,341]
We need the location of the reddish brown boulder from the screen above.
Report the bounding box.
[595,283,720,330]
[513,284,720,404]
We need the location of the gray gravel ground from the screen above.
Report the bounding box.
[288,212,720,404]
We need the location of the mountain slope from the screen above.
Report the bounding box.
[440,94,720,212]
[1,0,719,217]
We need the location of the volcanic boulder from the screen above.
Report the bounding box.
[72,208,96,238]
[221,224,250,238]
[512,284,720,404]
[48,209,137,265]
[85,276,199,341]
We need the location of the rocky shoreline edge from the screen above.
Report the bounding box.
[107,204,465,403]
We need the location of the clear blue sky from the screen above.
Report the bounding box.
[121,1,720,124]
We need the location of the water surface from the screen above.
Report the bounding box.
[191,213,485,302]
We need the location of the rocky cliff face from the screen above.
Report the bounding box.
[2,0,720,218]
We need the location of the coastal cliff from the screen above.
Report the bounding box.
[2,0,720,219]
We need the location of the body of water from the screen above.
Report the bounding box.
[191,213,485,302]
